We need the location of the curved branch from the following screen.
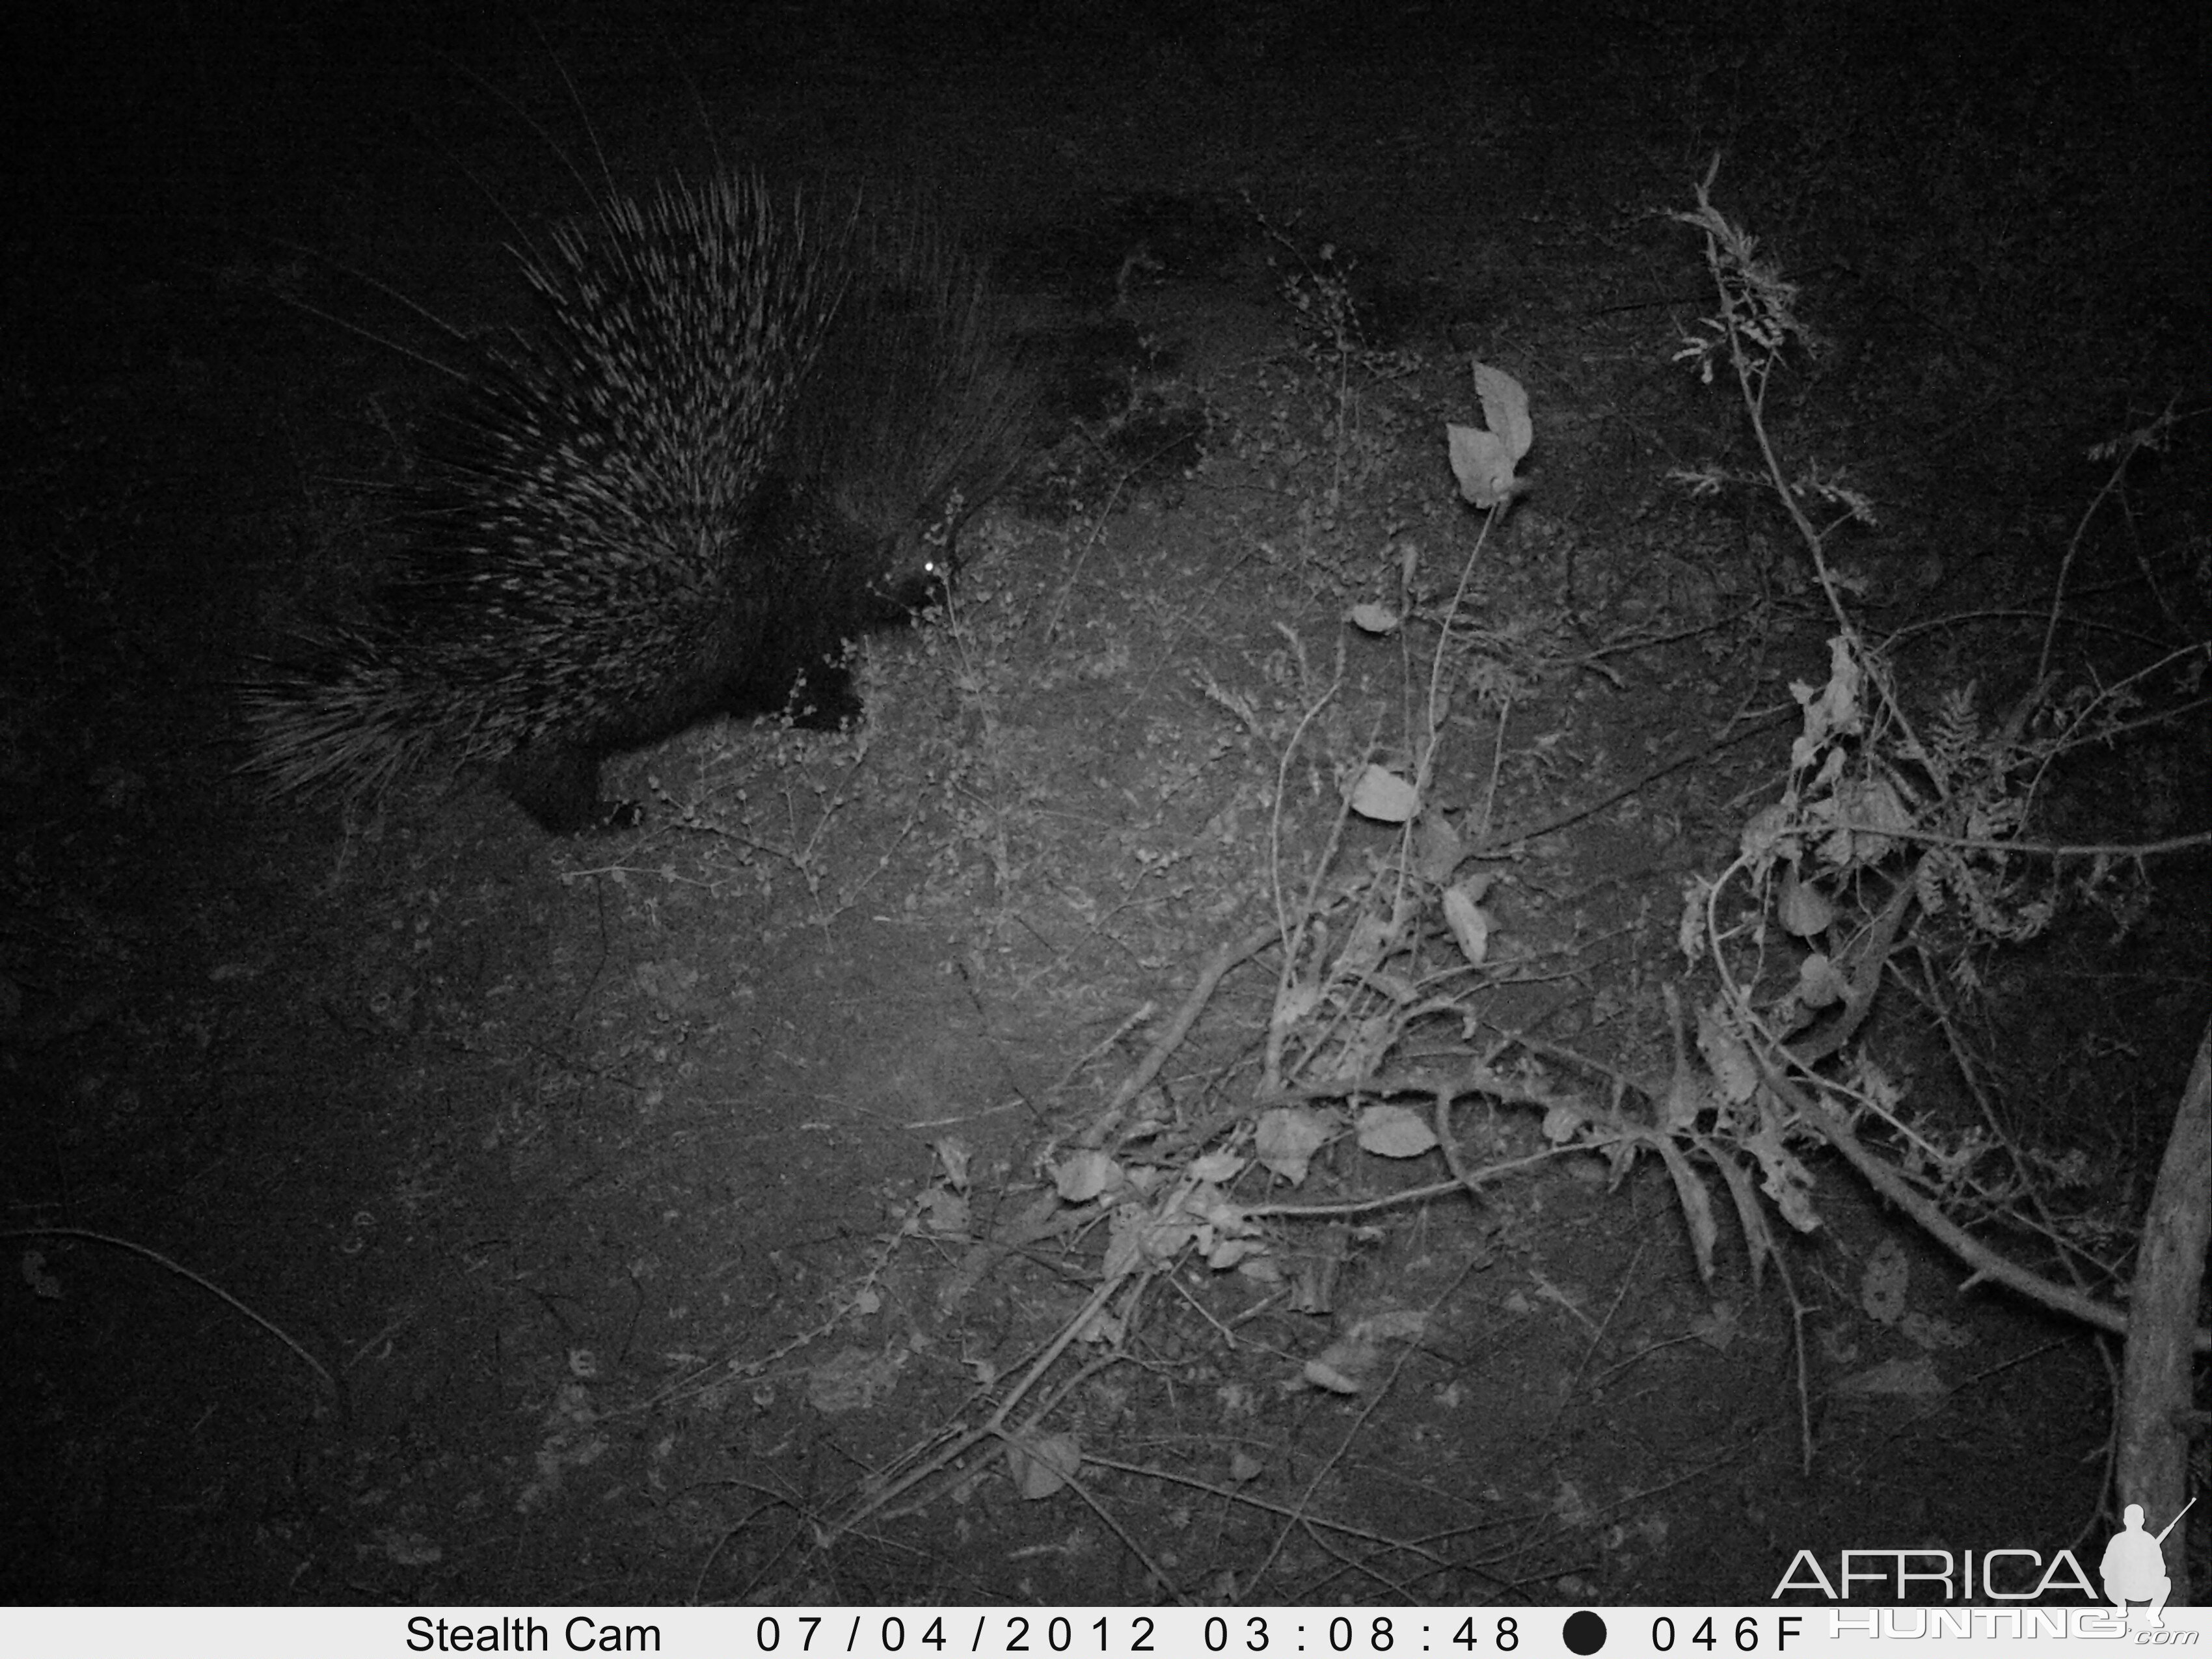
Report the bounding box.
[1757,1065,2212,1355]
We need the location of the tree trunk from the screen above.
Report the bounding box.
[2115,1013,2211,1608]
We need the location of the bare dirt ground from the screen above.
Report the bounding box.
[4,0,2205,1610]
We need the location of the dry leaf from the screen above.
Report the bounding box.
[1006,1432,1083,1499]
[1778,865,1835,937]
[1054,1149,1120,1204]
[1256,1106,1331,1184]
[1355,1103,1436,1158]
[1445,362,1534,507]
[1349,764,1420,823]
[1441,880,1492,967]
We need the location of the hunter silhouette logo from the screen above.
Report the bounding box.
[2099,1498,2192,1629]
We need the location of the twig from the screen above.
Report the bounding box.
[1748,1056,2212,1353]
[7,1226,341,1407]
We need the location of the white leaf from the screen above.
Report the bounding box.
[1835,777,1912,863]
[1355,1103,1436,1158]
[1347,601,1400,634]
[1207,1235,1268,1270]
[1473,362,1533,461]
[1271,976,1321,1031]
[1446,362,1535,508]
[1053,1150,1120,1204]
[1349,764,1420,823]
[1447,423,1520,508]
[1777,865,1835,937]
[1441,881,1491,967]
[1541,1102,1589,1143]
[1255,1107,1332,1183]
[1739,803,1794,862]
[1794,951,1850,1010]
[1189,1150,1248,1183]
[1006,1432,1083,1499]
[918,1187,969,1237]
[1656,1137,1720,1286]
[1413,815,1467,883]
[1140,1219,1200,1269]
[1303,1358,1364,1395]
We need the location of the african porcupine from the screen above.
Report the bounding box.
[245,170,1031,833]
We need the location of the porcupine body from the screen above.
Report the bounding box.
[246,172,1031,833]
